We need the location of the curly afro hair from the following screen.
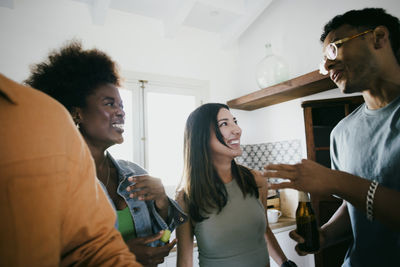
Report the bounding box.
[25,40,121,112]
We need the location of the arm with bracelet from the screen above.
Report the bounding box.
[266,7,400,266]
[265,160,400,231]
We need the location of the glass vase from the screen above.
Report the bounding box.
[255,44,289,89]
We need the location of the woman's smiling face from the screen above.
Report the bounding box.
[209,108,242,161]
[78,83,125,148]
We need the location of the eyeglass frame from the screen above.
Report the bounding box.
[319,29,373,75]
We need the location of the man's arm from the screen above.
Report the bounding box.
[319,201,352,248]
[264,159,400,231]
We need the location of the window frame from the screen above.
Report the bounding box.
[121,70,209,170]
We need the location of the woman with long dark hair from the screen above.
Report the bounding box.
[176,103,296,267]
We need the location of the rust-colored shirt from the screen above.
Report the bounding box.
[0,74,142,267]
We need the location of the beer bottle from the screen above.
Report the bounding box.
[296,191,320,252]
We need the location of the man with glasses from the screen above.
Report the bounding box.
[264,8,400,266]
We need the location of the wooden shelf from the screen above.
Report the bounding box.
[227,70,336,111]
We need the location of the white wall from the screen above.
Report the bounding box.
[235,0,400,155]
[2,0,400,152]
[0,0,239,103]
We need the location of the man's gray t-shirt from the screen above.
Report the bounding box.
[330,96,400,267]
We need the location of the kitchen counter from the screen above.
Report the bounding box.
[269,216,296,233]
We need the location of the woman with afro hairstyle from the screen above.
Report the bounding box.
[25,40,186,267]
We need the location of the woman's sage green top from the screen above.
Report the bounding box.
[194,179,269,267]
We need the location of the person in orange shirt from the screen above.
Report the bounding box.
[0,73,141,267]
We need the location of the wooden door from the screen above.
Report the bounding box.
[302,96,364,267]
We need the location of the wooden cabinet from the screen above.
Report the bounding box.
[301,96,364,267]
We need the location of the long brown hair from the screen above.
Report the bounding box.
[180,103,258,222]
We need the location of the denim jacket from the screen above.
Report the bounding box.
[102,153,187,247]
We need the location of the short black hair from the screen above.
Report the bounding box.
[321,8,400,62]
[25,40,121,112]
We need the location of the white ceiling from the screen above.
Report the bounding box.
[2,0,272,48]
[106,0,273,48]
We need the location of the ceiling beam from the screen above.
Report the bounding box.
[90,0,111,25]
[221,0,273,49]
[0,0,14,9]
[163,0,196,38]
